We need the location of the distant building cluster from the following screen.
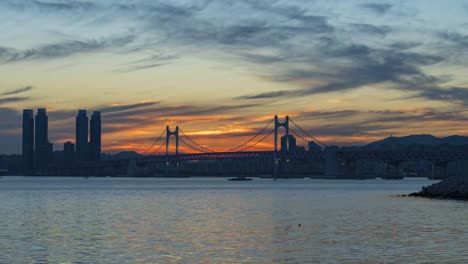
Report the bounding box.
[22,109,101,175]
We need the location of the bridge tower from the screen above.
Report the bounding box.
[165,126,180,176]
[274,115,290,153]
[273,115,290,179]
[166,126,179,157]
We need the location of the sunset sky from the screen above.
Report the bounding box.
[1,0,468,154]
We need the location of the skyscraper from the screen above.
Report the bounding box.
[89,111,101,161]
[76,110,88,162]
[35,108,51,172]
[281,135,296,154]
[22,109,34,174]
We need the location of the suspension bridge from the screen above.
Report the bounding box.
[130,115,325,179]
[139,116,323,155]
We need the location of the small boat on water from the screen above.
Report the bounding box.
[228,177,253,182]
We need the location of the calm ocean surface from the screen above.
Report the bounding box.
[0,177,467,263]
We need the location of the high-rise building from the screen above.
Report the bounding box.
[76,110,88,162]
[281,135,296,154]
[22,109,34,174]
[35,108,48,149]
[64,141,75,165]
[35,108,51,172]
[89,111,101,161]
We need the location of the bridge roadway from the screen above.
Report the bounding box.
[139,151,324,162]
[141,150,468,163]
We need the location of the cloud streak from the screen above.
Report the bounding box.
[1,86,33,96]
[360,3,393,15]
[0,35,134,63]
[0,86,34,105]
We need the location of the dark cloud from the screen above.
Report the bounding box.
[438,32,468,48]
[237,42,447,100]
[45,101,161,122]
[3,0,95,12]
[389,42,421,50]
[103,102,261,122]
[98,101,160,113]
[119,54,178,73]
[360,3,393,15]
[350,23,392,36]
[289,108,468,144]
[298,110,360,120]
[0,35,134,63]
[0,86,34,106]
[236,91,292,100]
[413,87,468,104]
[0,97,30,104]
[1,86,33,96]
[32,0,95,12]
[43,101,263,138]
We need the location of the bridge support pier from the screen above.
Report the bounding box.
[431,161,448,180]
[165,159,180,177]
[343,159,357,178]
[383,161,402,179]
[325,147,341,177]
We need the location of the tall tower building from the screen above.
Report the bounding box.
[76,110,89,162]
[89,111,101,161]
[35,108,48,149]
[35,108,51,172]
[22,109,34,174]
[281,135,296,154]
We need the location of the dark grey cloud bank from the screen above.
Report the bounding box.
[0,35,134,63]
[1,86,33,96]
[0,86,33,105]
[1,0,467,106]
[41,100,263,142]
[360,3,393,15]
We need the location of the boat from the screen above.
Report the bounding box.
[228,177,252,182]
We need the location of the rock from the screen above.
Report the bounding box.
[409,176,468,200]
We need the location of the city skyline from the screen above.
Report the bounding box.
[2,0,468,154]
[20,108,101,174]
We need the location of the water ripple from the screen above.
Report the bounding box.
[0,177,467,263]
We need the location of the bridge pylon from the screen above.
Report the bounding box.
[273,115,290,179]
[274,115,290,154]
[166,125,179,160]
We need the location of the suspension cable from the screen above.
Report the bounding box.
[140,129,166,155]
[236,129,275,152]
[149,141,166,155]
[179,137,212,153]
[225,118,274,152]
[179,128,217,153]
[290,128,312,145]
[289,118,327,147]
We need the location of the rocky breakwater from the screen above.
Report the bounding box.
[410,176,468,200]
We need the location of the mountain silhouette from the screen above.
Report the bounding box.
[365,134,468,150]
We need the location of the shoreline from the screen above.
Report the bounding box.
[408,175,468,201]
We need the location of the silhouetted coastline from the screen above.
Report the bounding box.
[409,176,468,200]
